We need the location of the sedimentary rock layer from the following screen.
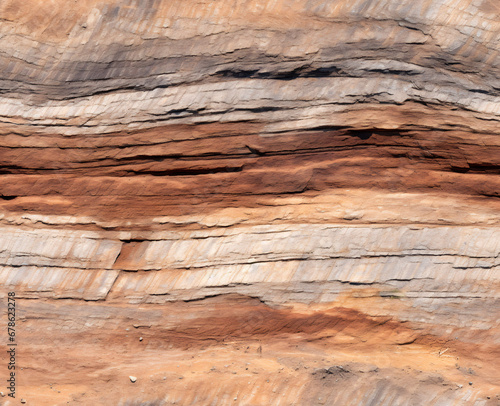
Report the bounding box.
[0,0,499,405]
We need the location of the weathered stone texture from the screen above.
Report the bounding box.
[0,0,499,405]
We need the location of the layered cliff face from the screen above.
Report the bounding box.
[0,0,499,405]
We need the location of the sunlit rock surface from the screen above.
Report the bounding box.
[0,0,499,405]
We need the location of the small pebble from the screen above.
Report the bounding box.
[469,382,473,385]
[21,400,27,404]
[129,376,137,383]
[139,337,143,342]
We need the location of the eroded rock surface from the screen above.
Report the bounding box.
[0,0,499,405]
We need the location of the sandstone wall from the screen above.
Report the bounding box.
[0,0,499,405]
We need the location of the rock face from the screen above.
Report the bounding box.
[0,0,499,405]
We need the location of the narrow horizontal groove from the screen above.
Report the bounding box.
[0,195,17,200]
[127,166,244,176]
[215,66,422,81]
[449,163,500,175]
